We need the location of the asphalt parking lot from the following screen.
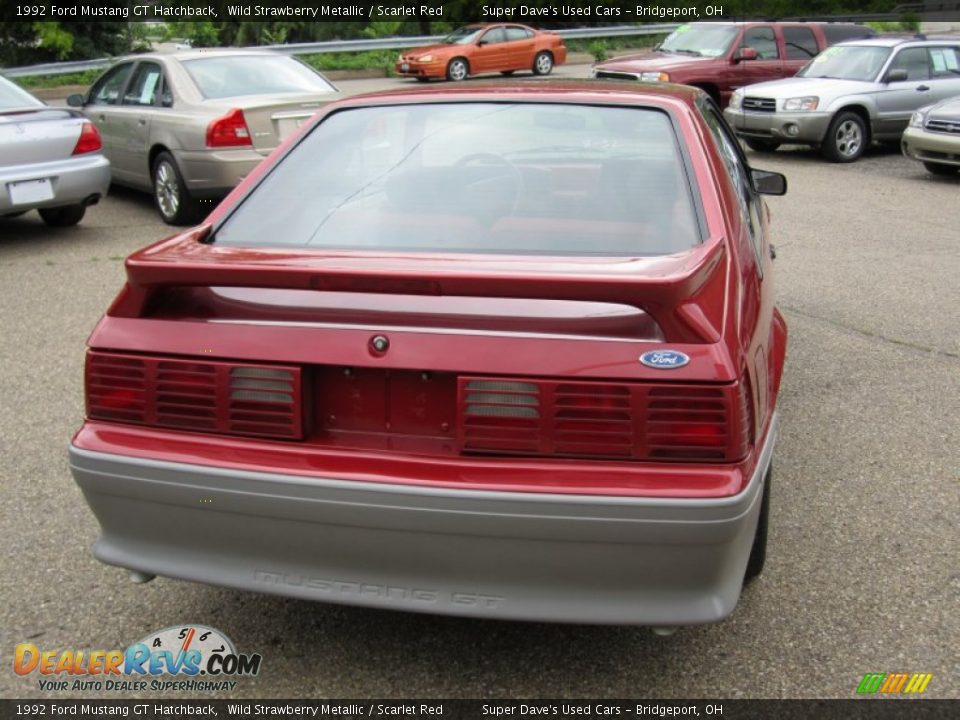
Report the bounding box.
[1,69,958,700]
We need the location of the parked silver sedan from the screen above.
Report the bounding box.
[1,76,110,227]
[69,50,341,225]
[902,95,960,175]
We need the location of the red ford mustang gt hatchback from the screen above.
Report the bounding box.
[70,81,787,629]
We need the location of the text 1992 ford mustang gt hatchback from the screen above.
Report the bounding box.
[70,82,787,628]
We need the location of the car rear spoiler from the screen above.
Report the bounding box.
[117,226,729,344]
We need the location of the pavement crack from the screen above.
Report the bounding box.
[781,305,960,361]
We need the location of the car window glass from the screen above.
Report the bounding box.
[823,25,873,44]
[742,27,779,60]
[215,103,702,257]
[183,55,336,100]
[701,104,761,258]
[783,27,818,60]
[800,45,890,81]
[0,77,43,110]
[89,64,133,106]
[481,28,507,44]
[160,76,174,107]
[888,47,931,80]
[505,27,532,42]
[929,47,960,77]
[122,62,163,106]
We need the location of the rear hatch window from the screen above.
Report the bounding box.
[214,102,703,257]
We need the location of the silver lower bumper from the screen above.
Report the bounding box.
[70,415,776,626]
[724,108,832,144]
[0,154,110,213]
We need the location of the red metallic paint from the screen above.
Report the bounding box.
[75,82,786,500]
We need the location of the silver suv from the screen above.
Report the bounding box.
[723,37,960,162]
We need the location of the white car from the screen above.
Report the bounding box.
[723,37,960,162]
[0,75,110,226]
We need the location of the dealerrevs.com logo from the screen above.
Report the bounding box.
[14,625,262,693]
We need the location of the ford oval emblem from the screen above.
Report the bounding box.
[639,350,690,369]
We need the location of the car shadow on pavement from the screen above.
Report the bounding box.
[152,580,765,696]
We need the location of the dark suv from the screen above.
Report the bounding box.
[591,22,875,107]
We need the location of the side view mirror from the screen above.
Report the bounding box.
[752,169,787,196]
[66,94,85,108]
[885,68,908,83]
[734,47,759,63]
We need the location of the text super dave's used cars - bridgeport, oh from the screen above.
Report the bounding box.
[69,81,787,629]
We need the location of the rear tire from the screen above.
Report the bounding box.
[38,204,86,227]
[533,51,554,76]
[744,137,782,153]
[744,464,771,583]
[923,161,958,176]
[822,111,867,163]
[152,151,200,226]
[446,58,469,82]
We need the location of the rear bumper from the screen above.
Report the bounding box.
[174,148,266,198]
[724,108,832,144]
[0,153,110,214]
[395,61,445,79]
[902,126,960,167]
[70,414,776,626]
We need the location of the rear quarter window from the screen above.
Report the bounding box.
[823,25,875,45]
[214,103,703,257]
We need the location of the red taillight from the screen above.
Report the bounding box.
[205,108,252,148]
[86,352,302,440]
[72,121,102,155]
[458,377,749,462]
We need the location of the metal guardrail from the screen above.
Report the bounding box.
[1,24,679,79]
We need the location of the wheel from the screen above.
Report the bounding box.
[744,464,771,583]
[38,204,86,227]
[500,70,515,76]
[744,137,781,153]
[533,51,554,76]
[446,58,469,82]
[153,151,200,225]
[822,112,867,163]
[923,161,958,176]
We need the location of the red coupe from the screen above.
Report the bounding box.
[396,24,566,81]
[71,81,787,629]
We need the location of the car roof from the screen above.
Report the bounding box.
[837,36,960,48]
[115,48,285,63]
[345,79,705,108]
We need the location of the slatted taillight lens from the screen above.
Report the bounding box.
[457,377,748,462]
[86,354,147,423]
[86,352,302,440]
[646,387,729,460]
[462,380,541,453]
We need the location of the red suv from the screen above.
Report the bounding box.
[592,22,875,106]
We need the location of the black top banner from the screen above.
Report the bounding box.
[2,1,951,24]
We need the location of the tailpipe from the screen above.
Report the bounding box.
[128,570,156,584]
